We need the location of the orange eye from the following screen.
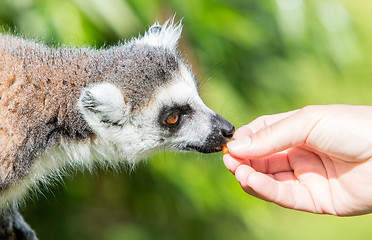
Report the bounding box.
[166,113,180,125]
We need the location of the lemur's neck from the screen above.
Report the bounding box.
[0,35,115,191]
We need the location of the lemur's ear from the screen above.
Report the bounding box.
[78,83,127,127]
[136,18,183,50]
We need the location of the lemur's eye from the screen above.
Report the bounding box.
[159,104,192,130]
[166,112,180,125]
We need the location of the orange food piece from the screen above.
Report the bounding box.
[222,143,229,154]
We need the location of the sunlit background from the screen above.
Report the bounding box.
[2,0,372,239]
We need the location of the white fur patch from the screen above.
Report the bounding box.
[150,65,215,150]
[135,18,183,50]
[155,67,200,107]
[78,82,128,128]
[0,136,132,208]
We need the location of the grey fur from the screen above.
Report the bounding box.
[103,43,180,111]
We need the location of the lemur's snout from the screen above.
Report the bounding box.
[221,120,235,139]
[213,114,235,142]
[197,114,235,154]
[214,114,235,140]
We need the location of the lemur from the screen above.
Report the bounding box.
[0,19,234,239]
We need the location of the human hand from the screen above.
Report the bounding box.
[223,105,372,216]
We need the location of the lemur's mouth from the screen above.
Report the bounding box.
[184,144,226,154]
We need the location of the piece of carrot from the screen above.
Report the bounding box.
[222,143,229,154]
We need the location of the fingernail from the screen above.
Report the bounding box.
[227,137,251,153]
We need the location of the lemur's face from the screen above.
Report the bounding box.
[78,20,234,162]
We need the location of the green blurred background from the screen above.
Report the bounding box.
[2,0,372,239]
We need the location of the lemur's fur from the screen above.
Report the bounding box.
[0,19,234,239]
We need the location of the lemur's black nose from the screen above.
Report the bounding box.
[222,123,235,139]
[215,114,235,140]
[194,114,235,153]
[185,113,235,154]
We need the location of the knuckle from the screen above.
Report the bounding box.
[254,115,270,127]
[301,105,316,113]
[301,105,324,115]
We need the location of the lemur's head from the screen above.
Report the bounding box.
[78,19,234,162]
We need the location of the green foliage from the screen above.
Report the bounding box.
[2,0,372,239]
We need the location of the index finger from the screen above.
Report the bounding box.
[234,109,299,140]
[228,108,320,159]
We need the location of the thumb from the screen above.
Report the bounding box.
[227,108,319,159]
